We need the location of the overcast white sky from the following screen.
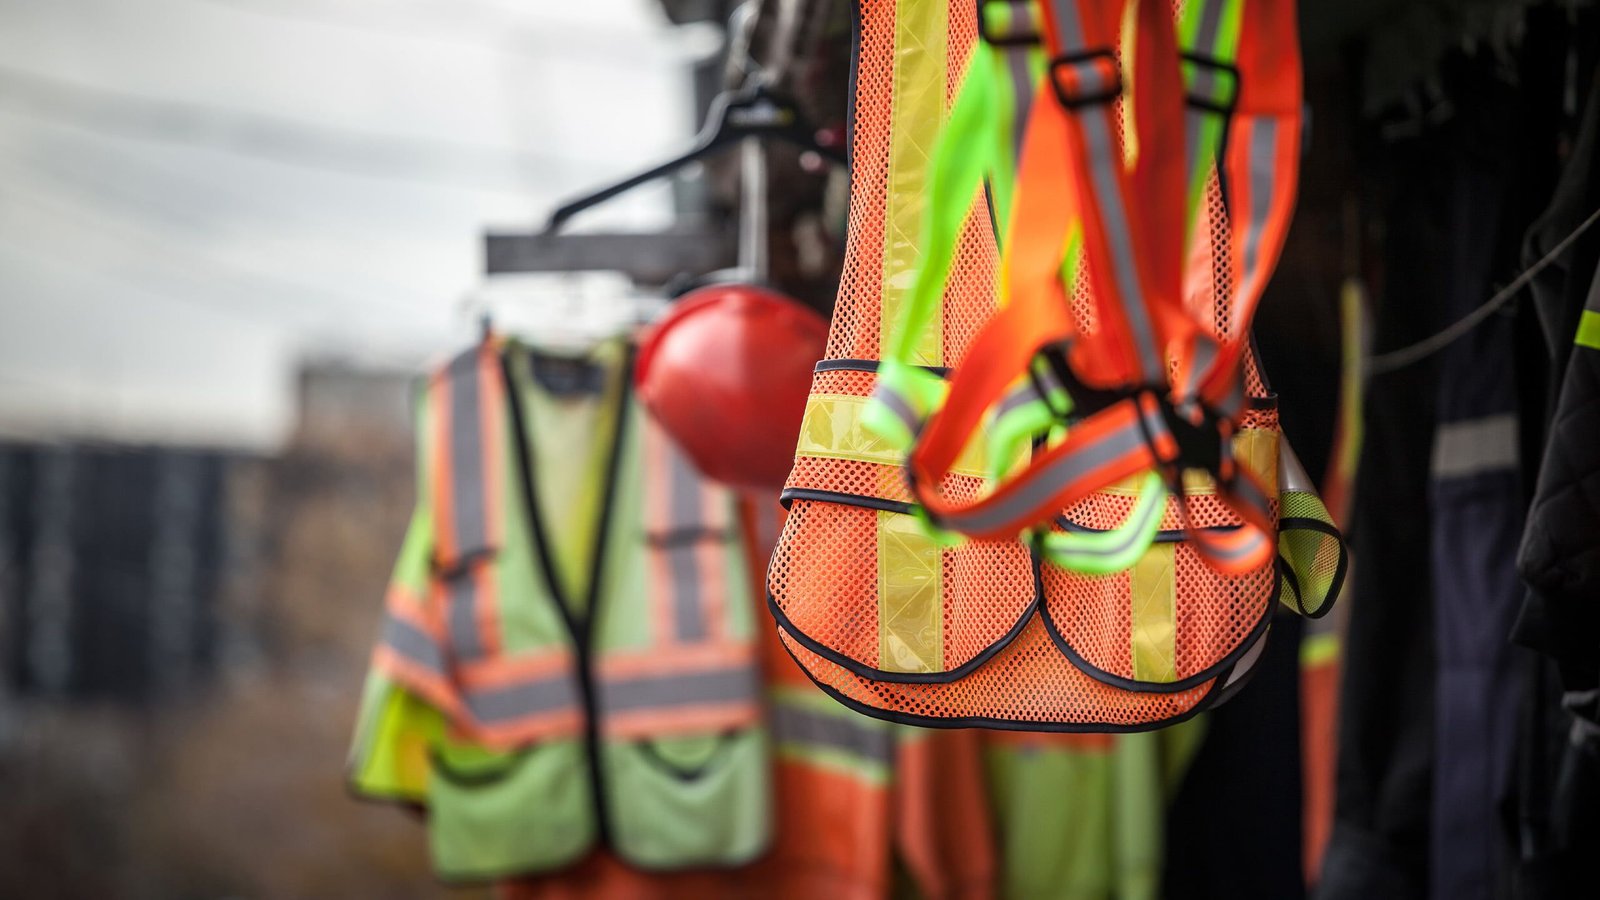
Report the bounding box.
[0,0,708,448]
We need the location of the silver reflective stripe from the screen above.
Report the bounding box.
[664,439,711,643]
[466,674,581,724]
[600,666,759,714]
[873,385,924,439]
[1431,413,1519,479]
[1196,0,1226,53]
[997,381,1042,420]
[1046,0,1162,381]
[1080,94,1164,382]
[772,703,894,766]
[446,574,485,662]
[1180,336,1220,400]
[948,412,1148,534]
[447,349,490,556]
[1059,481,1164,559]
[1194,526,1265,563]
[1240,120,1278,292]
[384,613,447,675]
[1003,27,1036,163]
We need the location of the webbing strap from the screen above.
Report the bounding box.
[889,0,1295,574]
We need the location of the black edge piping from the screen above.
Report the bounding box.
[500,342,635,851]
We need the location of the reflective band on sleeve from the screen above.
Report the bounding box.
[798,394,993,478]
[1576,309,1600,350]
[444,570,487,662]
[1431,413,1519,479]
[878,509,943,673]
[771,699,895,770]
[883,0,948,367]
[1130,543,1178,683]
[383,611,449,678]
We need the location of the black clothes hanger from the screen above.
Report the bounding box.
[542,80,845,234]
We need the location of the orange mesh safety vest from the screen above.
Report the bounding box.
[767,0,1340,731]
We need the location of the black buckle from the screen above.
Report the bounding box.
[1151,393,1225,476]
[1049,48,1122,109]
[1179,52,1240,115]
[977,0,1041,47]
[1038,346,1133,420]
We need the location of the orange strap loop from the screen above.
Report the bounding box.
[902,0,1300,575]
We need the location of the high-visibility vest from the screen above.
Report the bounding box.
[767,0,1342,730]
[351,338,771,881]
[984,726,1204,900]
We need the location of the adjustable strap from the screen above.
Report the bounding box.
[891,0,1293,574]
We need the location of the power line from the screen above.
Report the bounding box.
[191,0,718,67]
[1365,206,1600,374]
[0,62,579,192]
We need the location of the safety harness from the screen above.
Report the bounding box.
[768,0,1343,730]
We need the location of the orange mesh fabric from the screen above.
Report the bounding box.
[777,617,1219,729]
[769,500,1033,673]
[766,0,1289,729]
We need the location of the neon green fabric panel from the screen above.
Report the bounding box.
[428,739,597,881]
[1575,309,1600,350]
[347,672,442,803]
[515,341,627,613]
[603,728,773,869]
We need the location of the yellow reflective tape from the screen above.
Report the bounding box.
[1577,309,1600,350]
[1176,428,1280,497]
[878,510,943,673]
[1300,631,1341,668]
[797,393,995,478]
[883,0,947,367]
[1094,429,1280,497]
[1130,543,1178,683]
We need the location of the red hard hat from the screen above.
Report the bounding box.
[635,283,828,492]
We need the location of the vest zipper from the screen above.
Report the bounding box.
[499,344,634,853]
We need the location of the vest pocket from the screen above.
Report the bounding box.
[427,738,595,881]
[603,726,773,870]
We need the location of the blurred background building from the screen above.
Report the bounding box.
[0,1,719,896]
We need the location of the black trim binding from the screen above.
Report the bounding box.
[1054,514,1243,544]
[813,358,951,377]
[1035,556,1280,695]
[768,587,1038,686]
[633,733,740,783]
[1275,515,1348,620]
[780,486,912,514]
[500,342,634,852]
[771,618,1228,734]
